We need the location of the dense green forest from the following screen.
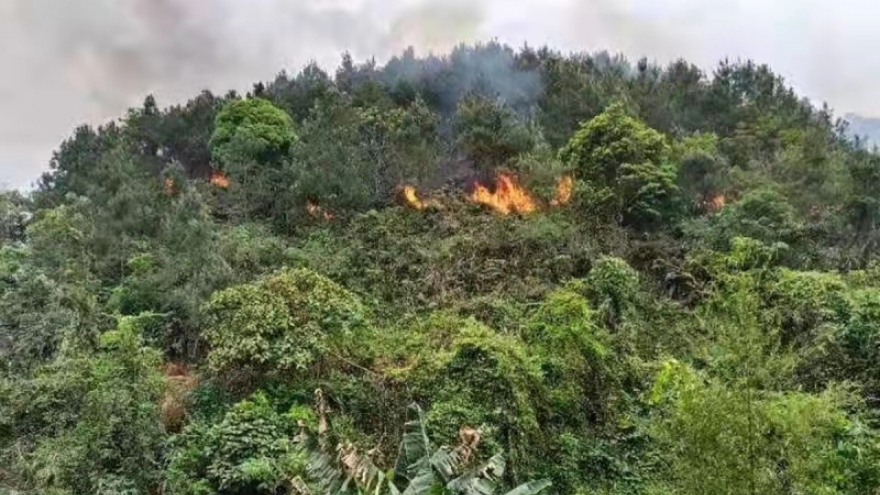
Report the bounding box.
[5,42,880,495]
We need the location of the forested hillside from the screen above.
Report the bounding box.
[5,42,880,495]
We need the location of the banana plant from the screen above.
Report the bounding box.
[297,402,551,495]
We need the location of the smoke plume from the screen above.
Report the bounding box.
[0,0,488,189]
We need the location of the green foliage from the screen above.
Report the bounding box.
[0,315,165,495]
[723,236,788,272]
[674,134,730,212]
[0,204,108,368]
[0,191,30,247]
[769,269,847,346]
[525,282,617,423]
[25,199,96,283]
[618,161,680,228]
[106,182,238,357]
[454,96,536,170]
[560,103,678,227]
[380,313,546,481]
[560,102,668,184]
[827,288,880,402]
[649,365,880,495]
[165,392,304,495]
[287,92,442,214]
[203,268,367,382]
[208,97,297,220]
[209,97,295,169]
[289,204,602,317]
[354,96,441,188]
[215,222,290,276]
[300,403,551,495]
[38,145,170,284]
[586,257,640,329]
[0,246,78,368]
[35,123,123,208]
[678,150,727,199]
[686,187,802,252]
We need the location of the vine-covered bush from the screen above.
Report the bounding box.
[203,268,368,381]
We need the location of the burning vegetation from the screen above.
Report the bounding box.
[707,194,726,212]
[401,185,428,210]
[164,177,176,196]
[698,193,727,213]
[398,172,574,215]
[210,171,230,188]
[307,200,334,221]
[551,175,574,206]
[399,185,441,211]
[469,172,539,215]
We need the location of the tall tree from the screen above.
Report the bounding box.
[560,102,678,228]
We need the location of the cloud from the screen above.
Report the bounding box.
[553,0,880,114]
[2,0,880,189]
[0,0,495,189]
[0,1,444,187]
[387,1,484,54]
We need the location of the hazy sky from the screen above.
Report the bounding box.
[1,0,877,189]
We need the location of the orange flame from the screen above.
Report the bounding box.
[164,177,176,196]
[700,194,726,212]
[398,185,441,210]
[210,171,230,188]
[470,172,538,215]
[551,175,573,206]
[307,200,334,222]
[401,185,426,210]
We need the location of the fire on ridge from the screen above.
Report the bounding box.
[400,172,574,215]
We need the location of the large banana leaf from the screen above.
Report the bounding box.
[400,471,437,495]
[445,453,505,495]
[427,446,462,482]
[300,428,386,495]
[501,480,552,495]
[395,403,434,484]
[301,401,549,495]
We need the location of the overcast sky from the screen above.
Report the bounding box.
[1,0,877,189]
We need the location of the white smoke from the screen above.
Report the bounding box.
[1,0,497,189]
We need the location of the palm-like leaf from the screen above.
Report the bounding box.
[395,403,434,484]
[427,446,462,482]
[300,429,347,495]
[400,472,437,495]
[447,474,496,495]
[299,428,387,495]
[446,453,505,495]
[501,480,552,495]
[300,401,550,495]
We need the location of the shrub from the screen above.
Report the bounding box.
[165,392,304,495]
[203,268,368,383]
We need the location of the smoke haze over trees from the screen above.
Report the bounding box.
[5,0,880,188]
